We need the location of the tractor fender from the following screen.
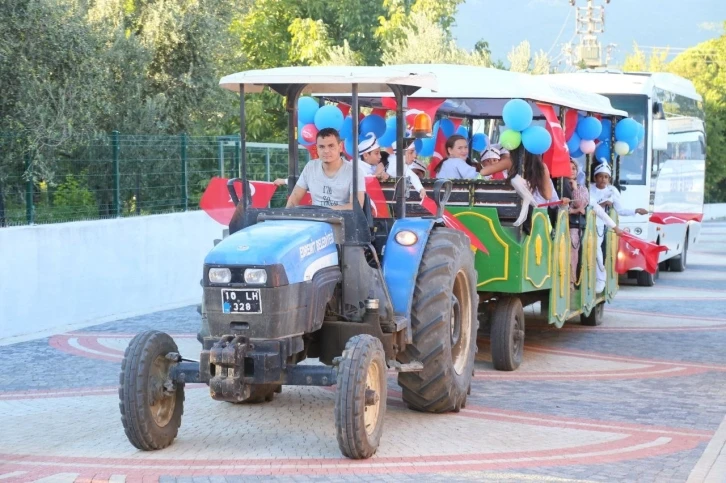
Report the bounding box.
[204,219,338,284]
[382,218,437,317]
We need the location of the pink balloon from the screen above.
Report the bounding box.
[301,124,318,144]
[580,139,596,155]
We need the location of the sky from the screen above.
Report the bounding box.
[453,0,726,69]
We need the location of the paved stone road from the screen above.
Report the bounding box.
[1,222,725,483]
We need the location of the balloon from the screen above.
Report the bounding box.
[472,133,488,152]
[580,139,596,155]
[300,123,318,145]
[456,126,469,138]
[298,97,319,125]
[598,119,612,141]
[502,99,533,132]
[340,116,354,139]
[438,118,455,138]
[298,122,313,146]
[360,114,386,138]
[594,141,611,163]
[636,122,645,142]
[521,125,552,155]
[344,136,356,158]
[615,118,639,142]
[570,148,583,158]
[566,132,582,155]
[577,117,602,141]
[417,136,436,157]
[625,136,639,152]
[500,129,522,151]
[378,119,397,148]
[314,105,344,131]
[614,141,630,156]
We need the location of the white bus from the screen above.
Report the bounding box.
[548,70,705,286]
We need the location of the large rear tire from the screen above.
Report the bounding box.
[335,334,387,459]
[490,297,525,371]
[119,330,184,450]
[398,229,479,413]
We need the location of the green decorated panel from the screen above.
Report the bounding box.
[447,207,522,293]
[548,210,571,328]
[521,210,552,292]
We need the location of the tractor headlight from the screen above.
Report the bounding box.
[209,267,231,284]
[634,227,643,235]
[244,268,268,285]
[395,230,418,246]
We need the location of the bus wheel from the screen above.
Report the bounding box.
[636,270,655,287]
[669,234,688,272]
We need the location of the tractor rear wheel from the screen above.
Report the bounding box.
[335,334,387,459]
[398,228,479,413]
[119,330,184,450]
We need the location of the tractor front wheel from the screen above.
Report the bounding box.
[119,330,184,450]
[335,334,387,459]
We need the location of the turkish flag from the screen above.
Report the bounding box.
[564,109,579,141]
[428,128,449,176]
[364,177,392,218]
[381,98,445,134]
[420,196,488,254]
[537,103,570,178]
[616,233,669,275]
[649,212,704,225]
[199,177,278,225]
[337,102,351,117]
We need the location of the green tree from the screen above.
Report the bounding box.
[506,41,551,74]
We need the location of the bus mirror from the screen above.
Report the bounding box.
[653,119,668,151]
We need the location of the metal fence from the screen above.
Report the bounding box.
[0,133,311,227]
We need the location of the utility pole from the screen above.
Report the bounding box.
[565,0,611,69]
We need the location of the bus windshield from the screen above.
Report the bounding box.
[604,95,648,185]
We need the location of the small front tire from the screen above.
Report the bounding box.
[490,297,525,371]
[119,330,184,451]
[581,301,605,326]
[335,335,387,459]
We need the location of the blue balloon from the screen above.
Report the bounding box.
[615,118,639,142]
[502,99,533,132]
[314,105,344,131]
[360,114,386,138]
[625,136,639,152]
[339,116,354,140]
[566,132,581,154]
[456,126,469,138]
[417,137,436,157]
[636,122,645,142]
[577,117,602,141]
[521,125,552,155]
[570,148,583,158]
[439,118,455,138]
[472,133,488,152]
[298,97,319,125]
[594,141,611,163]
[344,136,355,157]
[598,119,612,141]
[378,120,397,148]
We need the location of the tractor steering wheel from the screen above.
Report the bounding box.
[294,205,331,210]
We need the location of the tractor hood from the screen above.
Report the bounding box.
[204,220,339,284]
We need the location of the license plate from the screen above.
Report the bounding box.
[221,289,261,314]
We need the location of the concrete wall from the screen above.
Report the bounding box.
[0,211,223,340]
[704,203,726,221]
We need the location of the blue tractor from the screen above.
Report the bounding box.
[118,67,479,459]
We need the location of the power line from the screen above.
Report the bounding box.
[545,8,573,56]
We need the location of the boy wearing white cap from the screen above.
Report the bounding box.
[385,141,427,198]
[358,132,386,179]
[589,162,647,291]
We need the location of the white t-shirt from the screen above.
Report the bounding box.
[385,162,425,193]
[296,159,366,207]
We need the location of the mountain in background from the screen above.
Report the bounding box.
[454,0,725,69]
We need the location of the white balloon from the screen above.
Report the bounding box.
[614,141,630,156]
[580,139,596,154]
